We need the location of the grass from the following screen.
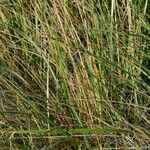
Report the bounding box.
[0,0,150,149]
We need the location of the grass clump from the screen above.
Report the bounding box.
[0,0,150,149]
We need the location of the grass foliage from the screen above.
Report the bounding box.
[0,0,150,149]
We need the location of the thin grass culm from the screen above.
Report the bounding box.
[0,0,150,149]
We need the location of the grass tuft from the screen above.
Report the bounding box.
[0,0,150,149]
